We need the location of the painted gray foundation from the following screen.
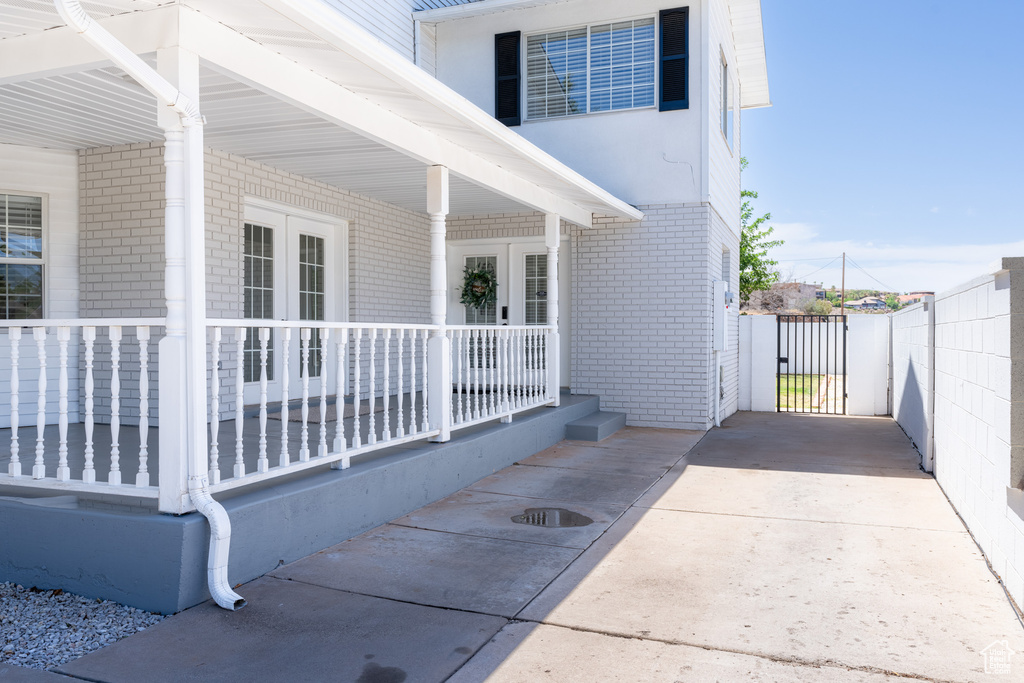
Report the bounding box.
[0,394,598,614]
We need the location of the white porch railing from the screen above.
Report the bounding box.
[448,326,555,428]
[0,320,557,510]
[0,319,164,497]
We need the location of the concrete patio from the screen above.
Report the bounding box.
[8,412,1024,681]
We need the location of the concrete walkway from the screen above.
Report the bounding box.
[35,412,1024,681]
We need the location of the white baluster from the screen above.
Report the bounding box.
[82,327,95,483]
[474,330,482,419]
[352,328,362,449]
[208,327,221,485]
[137,326,151,487]
[32,327,47,479]
[299,328,311,461]
[334,331,346,453]
[368,328,377,446]
[421,330,429,432]
[55,327,70,481]
[257,327,270,474]
[499,330,509,416]
[408,329,417,435]
[318,328,330,457]
[514,329,522,410]
[396,329,405,438]
[8,328,21,477]
[234,327,246,479]
[382,328,391,442]
[108,326,122,485]
[455,330,464,423]
[280,328,291,468]
[487,329,495,417]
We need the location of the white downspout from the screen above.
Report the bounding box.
[54,0,245,611]
[714,350,721,427]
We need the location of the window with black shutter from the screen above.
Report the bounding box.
[659,7,689,111]
[495,31,521,126]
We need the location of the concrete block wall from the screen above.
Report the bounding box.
[927,259,1024,610]
[891,298,935,470]
[572,203,714,430]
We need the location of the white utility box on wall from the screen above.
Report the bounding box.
[713,280,734,352]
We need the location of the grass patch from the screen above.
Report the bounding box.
[777,374,823,410]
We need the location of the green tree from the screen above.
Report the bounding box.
[739,158,784,302]
[885,294,901,310]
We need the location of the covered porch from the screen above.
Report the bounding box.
[0,0,641,609]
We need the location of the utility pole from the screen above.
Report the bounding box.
[840,252,846,317]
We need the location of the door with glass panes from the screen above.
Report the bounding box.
[242,205,341,406]
[447,238,570,387]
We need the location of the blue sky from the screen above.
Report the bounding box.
[740,0,1024,293]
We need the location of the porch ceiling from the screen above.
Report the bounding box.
[0,1,644,223]
[0,60,529,215]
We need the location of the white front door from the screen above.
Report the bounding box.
[447,237,571,386]
[243,204,344,405]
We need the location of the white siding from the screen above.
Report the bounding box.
[326,0,418,61]
[417,21,438,76]
[0,144,80,428]
[432,0,706,206]
[707,0,741,234]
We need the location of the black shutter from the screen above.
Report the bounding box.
[660,8,689,111]
[495,31,521,126]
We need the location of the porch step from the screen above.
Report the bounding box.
[565,411,627,442]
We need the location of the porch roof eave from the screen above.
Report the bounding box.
[0,3,644,227]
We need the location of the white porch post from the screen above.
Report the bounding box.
[545,213,561,406]
[427,165,452,442]
[157,47,204,514]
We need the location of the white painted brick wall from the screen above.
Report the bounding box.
[572,203,722,430]
[79,144,431,423]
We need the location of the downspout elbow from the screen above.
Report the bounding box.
[189,477,247,611]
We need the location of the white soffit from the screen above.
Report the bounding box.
[413,0,569,22]
[189,0,641,223]
[0,0,173,40]
[728,0,770,109]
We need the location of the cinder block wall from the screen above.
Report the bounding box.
[892,258,1024,610]
[891,298,934,469]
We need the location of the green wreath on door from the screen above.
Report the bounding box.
[459,263,498,308]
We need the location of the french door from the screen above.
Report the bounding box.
[243,204,342,405]
[446,238,570,386]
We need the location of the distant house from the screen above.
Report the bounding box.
[897,292,934,306]
[845,296,887,310]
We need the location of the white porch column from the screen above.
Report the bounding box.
[427,166,452,441]
[157,47,205,514]
[545,213,561,406]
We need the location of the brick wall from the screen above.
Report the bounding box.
[572,203,715,430]
[78,143,431,423]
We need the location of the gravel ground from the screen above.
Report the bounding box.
[0,582,163,671]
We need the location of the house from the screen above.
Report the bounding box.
[897,291,933,306]
[845,296,888,310]
[0,0,769,612]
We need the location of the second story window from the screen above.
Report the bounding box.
[526,18,656,120]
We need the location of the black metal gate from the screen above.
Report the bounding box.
[777,315,847,414]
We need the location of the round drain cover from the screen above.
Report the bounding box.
[510,507,594,528]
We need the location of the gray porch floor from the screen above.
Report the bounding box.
[31,411,1024,682]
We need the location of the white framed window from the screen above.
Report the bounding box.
[0,193,44,320]
[721,53,735,149]
[526,18,656,120]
